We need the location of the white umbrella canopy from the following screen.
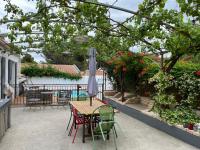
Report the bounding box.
[87,48,98,106]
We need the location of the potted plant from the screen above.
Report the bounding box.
[187,123,194,130]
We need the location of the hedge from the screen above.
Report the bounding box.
[21,64,82,80]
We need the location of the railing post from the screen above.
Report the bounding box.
[77,84,80,101]
[102,84,104,100]
[22,84,25,105]
[105,72,107,91]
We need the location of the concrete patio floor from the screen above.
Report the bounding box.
[0,107,198,150]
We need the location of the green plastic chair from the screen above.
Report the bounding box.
[90,105,118,150]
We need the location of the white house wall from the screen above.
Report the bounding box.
[0,51,20,99]
[27,76,113,90]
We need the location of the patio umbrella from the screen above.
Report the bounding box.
[87,48,98,106]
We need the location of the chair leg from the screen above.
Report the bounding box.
[114,126,118,138]
[72,126,79,143]
[99,123,106,141]
[74,121,77,129]
[91,122,96,150]
[112,128,118,150]
[68,120,74,136]
[66,112,72,131]
[107,131,109,140]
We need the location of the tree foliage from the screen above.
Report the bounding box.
[0,0,199,72]
[105,51,146,91]
[21,53,36,63]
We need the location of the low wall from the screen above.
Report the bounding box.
[0,99,11,140]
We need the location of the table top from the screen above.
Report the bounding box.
[69,100,105,115]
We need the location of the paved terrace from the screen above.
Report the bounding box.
[0,107,198,150]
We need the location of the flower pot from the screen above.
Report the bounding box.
[188,123,194,130]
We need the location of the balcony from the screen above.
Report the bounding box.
[11,84,104,106]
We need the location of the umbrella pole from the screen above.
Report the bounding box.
[90,97,92,106]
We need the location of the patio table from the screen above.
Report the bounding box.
[69,99,105,143]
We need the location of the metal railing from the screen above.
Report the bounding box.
[11,84,104,106]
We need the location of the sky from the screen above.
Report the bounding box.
[0,0,179,62]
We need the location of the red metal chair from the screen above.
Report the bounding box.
[68,107,89,143]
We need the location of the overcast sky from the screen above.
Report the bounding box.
[0,0,178,62]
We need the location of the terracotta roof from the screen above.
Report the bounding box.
[22,63,80,75]
[51,64,80,75]
[83,69,104,76]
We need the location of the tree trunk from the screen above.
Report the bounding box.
[160,53,164,71]
[164,54,182,73]
[120,68,125,102]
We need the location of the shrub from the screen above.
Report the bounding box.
[105,51,146,91]
[21,64,81,80]
[174,73,200,108]
[170,61,200,78]
[137,57,160,96]
[160,107,200,125]
[150,71,200,125]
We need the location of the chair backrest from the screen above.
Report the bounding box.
[72,106,80,119]
[98,105,114,122]
[59,90,71,98]
[26,90,41,99]
[91,105,115,132]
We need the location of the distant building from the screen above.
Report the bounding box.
[46,64,80,75]
[0,38,20,99]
